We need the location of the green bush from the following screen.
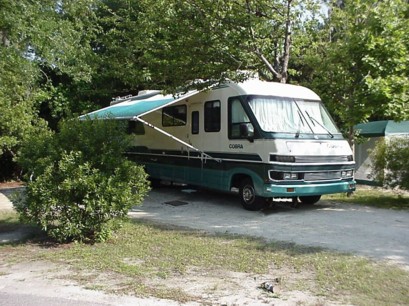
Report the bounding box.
[370,137,409,191]
[14,118,150,243]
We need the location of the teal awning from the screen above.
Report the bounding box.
[80,91,198,120]
[355,120,409,137]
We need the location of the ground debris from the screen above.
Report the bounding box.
[259,278,280,293]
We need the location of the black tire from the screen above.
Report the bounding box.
[298,195,321,205]
[148,177,161,188]
[239,178,266,211]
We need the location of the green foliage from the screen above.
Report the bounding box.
[96,0,321,92]
[0,48,49,178]
[0,0,100,180]
[0,38,46,159]
[301,0,409,140]
[15,118,150,243]
[370,137,409,191]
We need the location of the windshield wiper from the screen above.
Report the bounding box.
[295,110,305,138]
[305,111,334,138]
[294,100,314,137]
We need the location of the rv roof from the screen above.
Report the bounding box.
[226,79,321,101]
[80,80,322,120]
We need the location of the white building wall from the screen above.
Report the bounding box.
[355,137,381,182]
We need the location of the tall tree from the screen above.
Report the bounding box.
[301,0,409,144]
[0,0,98,179]
[88,0,148,98]
[96,0,321,93]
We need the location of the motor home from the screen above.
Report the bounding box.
[83,79,356,210]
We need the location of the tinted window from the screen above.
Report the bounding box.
[127,120,145,135]
[192,111,199,134]
[162,105,187,126]
[204,101,220,132]
[228,99,254,139]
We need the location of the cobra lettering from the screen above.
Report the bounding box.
[229,144,243,149]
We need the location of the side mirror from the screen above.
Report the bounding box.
[239,123,249,137]
[239,123,254,142]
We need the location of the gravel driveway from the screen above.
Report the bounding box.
[130,185,409,270]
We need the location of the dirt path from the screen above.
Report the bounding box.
[131,186,409,270]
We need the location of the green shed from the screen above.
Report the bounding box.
[354,120,409,184]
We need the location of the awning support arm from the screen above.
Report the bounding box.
[134,116,221,163]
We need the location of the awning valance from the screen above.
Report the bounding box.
[80,91,198,120]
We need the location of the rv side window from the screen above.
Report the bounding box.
[162,105,187,127]
[191,111,199,134]
[229,99,253,139]
[204,100,220,132]
[127,120,145,135]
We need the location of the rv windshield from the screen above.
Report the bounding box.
[247,96,340,135]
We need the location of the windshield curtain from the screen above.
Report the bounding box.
[247,96,340,134]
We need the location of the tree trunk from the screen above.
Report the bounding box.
[280,0,293,84]
[248,0,293,84]
[348,125,355,153]
[0,30,10,47]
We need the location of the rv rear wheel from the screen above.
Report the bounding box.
[239,178,266,211]
[148,178,161,188]
[298,195,321,205]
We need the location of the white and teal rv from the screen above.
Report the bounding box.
[84,79,356,210]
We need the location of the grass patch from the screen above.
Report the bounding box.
[1,214,408,305]
[0,210,21,232]
[323,185,409,210]
[0,210,43,246]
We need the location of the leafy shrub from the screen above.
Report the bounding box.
[14,118,149,243]
[370,137,409,191]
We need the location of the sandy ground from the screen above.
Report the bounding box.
[1,184,408,305]
[131,185,409,270]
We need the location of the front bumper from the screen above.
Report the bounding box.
[261,180,356,198]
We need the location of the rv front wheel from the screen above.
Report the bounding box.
[299,195,321,205]
[239,179,265,211]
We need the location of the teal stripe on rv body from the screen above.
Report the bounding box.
[142,160,355,198]
[126,150,354,172]
[126,152,267,177]
[126,147,263,162]
[127,152,268,191]
[126,151,355,195]
[143,162,235,191]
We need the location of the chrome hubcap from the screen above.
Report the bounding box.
[243,186,255,204]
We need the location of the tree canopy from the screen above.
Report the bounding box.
[0,0,99,178]
[108,0,322,89]
[300,0,409,142]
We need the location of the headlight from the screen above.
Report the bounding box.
[284,172,298,180]
[269,171,299,181]
[341,170,353,178]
